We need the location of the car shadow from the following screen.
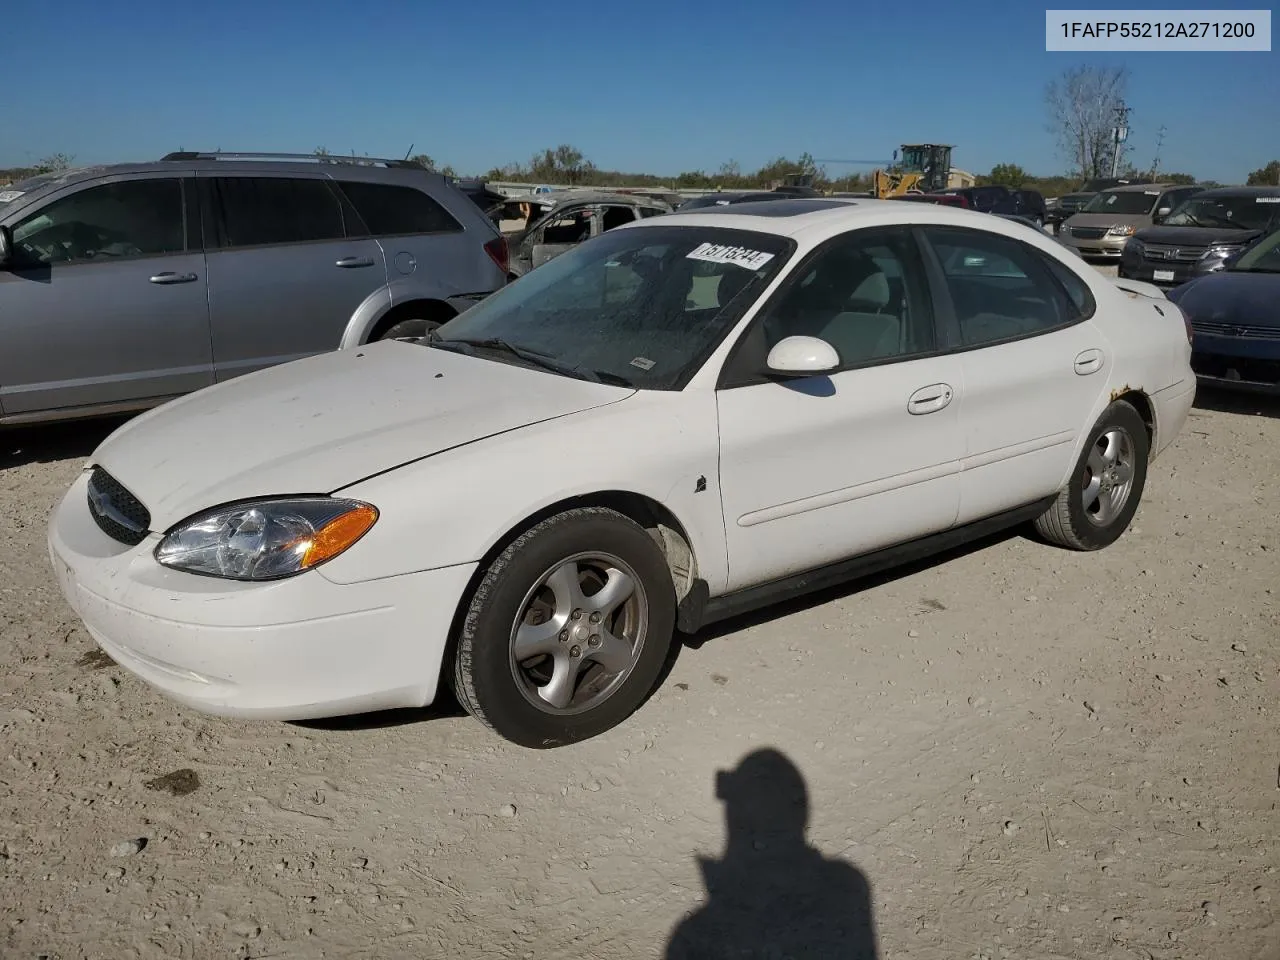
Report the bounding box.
[291,689,468,732]
[681,526,1020,650]
[0,416,128,470]
[665,747,879,959]
[1193,385,1280,419]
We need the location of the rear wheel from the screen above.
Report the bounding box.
[451,508,676,748]
[1034,400,1149,550]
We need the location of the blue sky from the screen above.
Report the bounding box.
[5,0,1276,182]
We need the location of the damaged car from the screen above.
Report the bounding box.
[504,191,672,278]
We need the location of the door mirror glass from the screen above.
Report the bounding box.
[765,336,840,375]
[0,225,10,265]
[1154,206,1172,222]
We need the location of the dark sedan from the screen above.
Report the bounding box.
[1168,228,1280,393]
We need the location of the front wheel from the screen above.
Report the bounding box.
[451,508,676,748]
[373,318,442,342]
[1034,400,1149,550]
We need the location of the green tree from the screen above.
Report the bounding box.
[34,153,73,174]
[407,153,436,171]
[1159,172,1197,185]
[988,163,1028,188]
[1247,160,1280,186]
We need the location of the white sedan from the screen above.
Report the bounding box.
[49,198,1197,748]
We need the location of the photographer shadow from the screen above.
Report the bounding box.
[666,748,879,959]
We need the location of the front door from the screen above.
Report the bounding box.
[199,174,388,381]
[0,174,212,416]
[918,225,1109,524]
[716,226,964,591]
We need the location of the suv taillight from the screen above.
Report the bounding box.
[484,237,509,276]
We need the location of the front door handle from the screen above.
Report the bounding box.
[907,383,954,415]
[335,256,375,268]
[149,272,198,284]
[1074,348,1104,375]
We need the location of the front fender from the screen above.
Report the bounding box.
[318,391,729,594]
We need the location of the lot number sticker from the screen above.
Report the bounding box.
[686,242,774,271]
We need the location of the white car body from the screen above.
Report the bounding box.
[48,201,1197,724]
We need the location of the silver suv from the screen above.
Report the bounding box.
[0,151,508,426]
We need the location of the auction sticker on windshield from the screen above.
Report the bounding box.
[0,191,24,203]
[1257,197,1280,203]
[687,243,774,270]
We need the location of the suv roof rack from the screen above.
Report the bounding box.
[160,151,423,169]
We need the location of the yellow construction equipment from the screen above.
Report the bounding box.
[871,144,954,199]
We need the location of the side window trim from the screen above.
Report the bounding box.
[715,225,945,390]
[915,225,1090,354]
[9,175,190,268]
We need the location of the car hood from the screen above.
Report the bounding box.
[1133,225,1263,246]
[91,342,633,530]
[1066,212,1151,229]
[1171,271,1280,327]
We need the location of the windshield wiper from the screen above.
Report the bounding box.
[431,335,633,387]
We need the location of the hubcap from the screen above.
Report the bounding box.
[509,552,648,715]
[1081,427,1135,526]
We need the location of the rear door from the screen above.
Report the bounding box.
[0,173,212,416]
[919,225,1108,523]
[199,174,388,381]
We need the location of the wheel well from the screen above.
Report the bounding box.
[1112,389,1155,456]
[439,492,700,697]
[366,299,456,342]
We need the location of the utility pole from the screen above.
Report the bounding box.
[1109,101,1131,179]
[1150,125,1166,178]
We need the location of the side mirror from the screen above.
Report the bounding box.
[0,225,10,266]
[765,336,840,376]
[1153,206,1172,223]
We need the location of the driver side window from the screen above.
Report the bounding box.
[539,208,593,245]
[757,228,936,370]
[12,179,185,266]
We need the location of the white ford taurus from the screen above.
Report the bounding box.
[49,198,1197,747]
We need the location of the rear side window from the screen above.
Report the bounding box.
[1037,252,1095,318]
[338,181,462,236]
[208,177,346,248]
[923,226,1081,347]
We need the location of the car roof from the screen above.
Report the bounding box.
[632,197,1076,247]
[1194,185,1280,198]
[1101,182,1179,193]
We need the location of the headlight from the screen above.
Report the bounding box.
[155,497,378,580]
[1200,244,1241,261]
[1107,224,1135,237]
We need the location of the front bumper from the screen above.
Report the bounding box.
[1060,232,1128,258]
[48,470,477,720]
[1190,335,1280,394]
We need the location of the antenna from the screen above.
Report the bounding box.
[1150,125,1166,177]
[404,143,414,161]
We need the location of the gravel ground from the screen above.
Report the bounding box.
[4,282,1279,959]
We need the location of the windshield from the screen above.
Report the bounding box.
[1083,190,1160,215]
[1231,229,1280,273]
[1163,195,1279,231]
[432,225,793,390]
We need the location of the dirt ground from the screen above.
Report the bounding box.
[4,306,1280,959]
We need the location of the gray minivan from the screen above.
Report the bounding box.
[0,152,507,426]
[1059,182,1203,260]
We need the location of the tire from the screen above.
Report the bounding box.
[373,318,442,342]
[1034,400,1149,551]
[451,507,676,748]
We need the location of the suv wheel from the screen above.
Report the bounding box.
[374,318,441,342]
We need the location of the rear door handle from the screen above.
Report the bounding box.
[1074,348,1104,375]
[149,272,198,284]
[907,383,954,415]
[335,256,375,268]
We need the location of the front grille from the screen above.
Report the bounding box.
[1142,243,1204,263]
[1192,354,1280,385]
[1069,227,1108,240]
[86,467,151,546]
[1192,320,1280,341]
